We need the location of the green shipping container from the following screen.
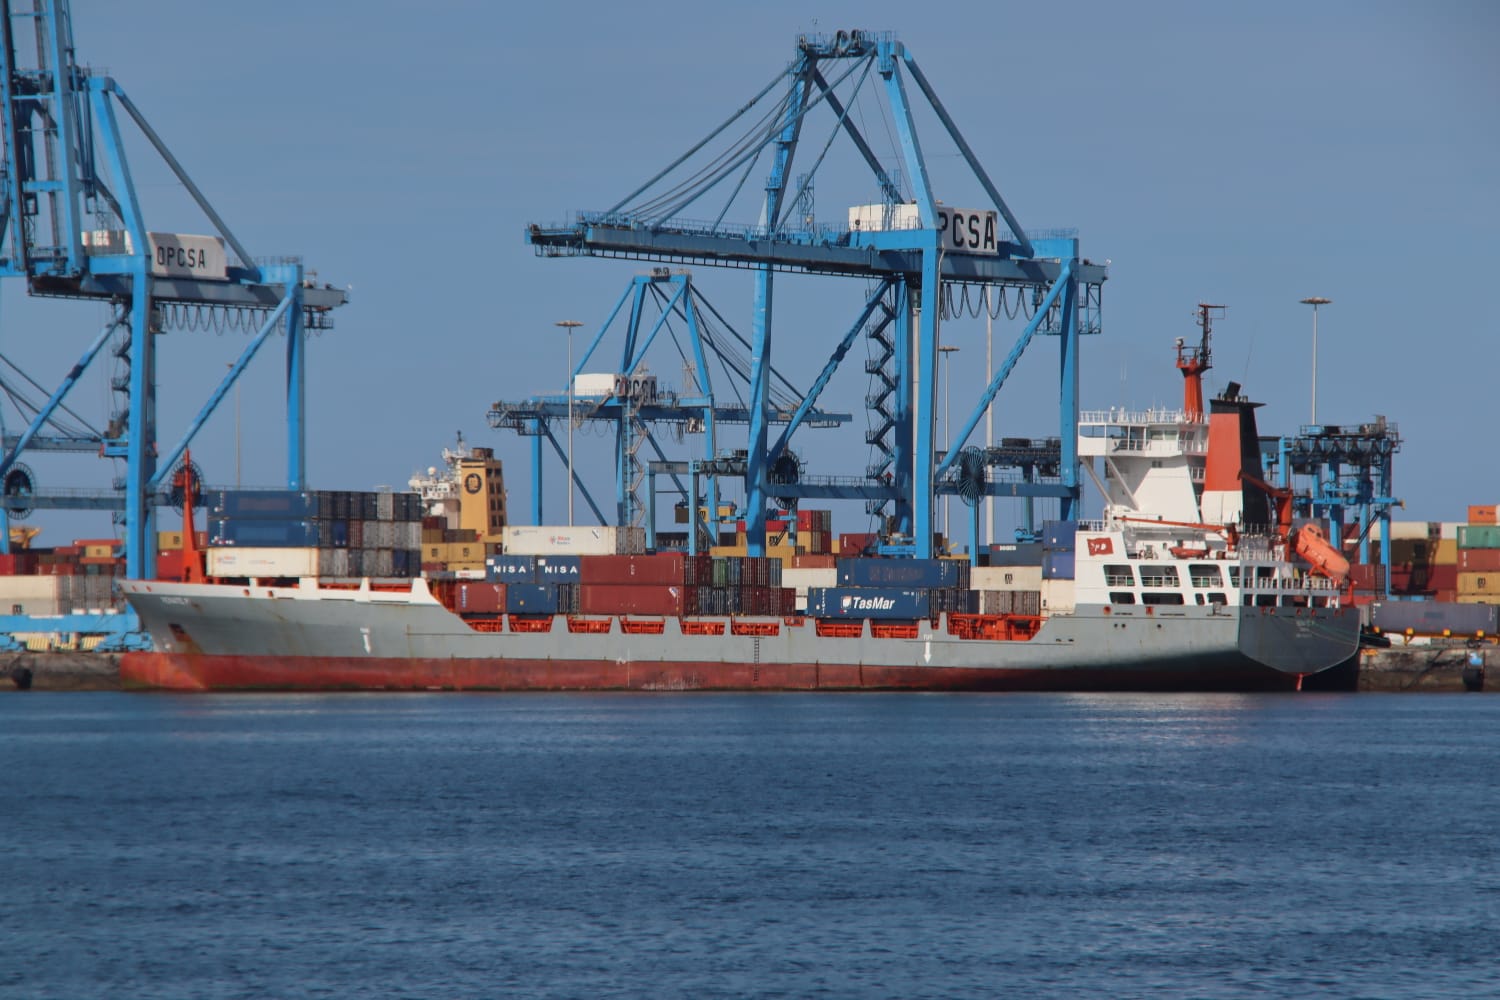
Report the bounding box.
[1457,524,1500,549]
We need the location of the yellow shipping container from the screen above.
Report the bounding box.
[1457,572,1500,596]
[1435,539,1458,565]
[157,531,185,551]
[1455,595,1498,605]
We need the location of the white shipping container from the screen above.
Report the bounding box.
[1040,578,1075,613]
[0,575,65,601]
[504,525,620,556]
[0,574,62,616]
[572,373,617,397]
[848,202,921,232]
[208,546,319,578]
[972,565,1044,591]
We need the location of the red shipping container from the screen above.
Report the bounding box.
[455,582,504,614]
[580,553,708,586]
[156,550,186,581]
[840,533,878,555]
[579,583,686,616]
[1428,565,1458,591]
[1458,549,1500,572]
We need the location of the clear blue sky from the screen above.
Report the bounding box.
[6,0,1496,543]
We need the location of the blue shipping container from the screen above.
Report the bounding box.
[211,489,323,520]
[1042,550,1075,580]
[535,555,582,580]
[209,518,321,548]
[1042,520,1077,550]
[807,587,931,620]
[486,555,538,583]
[837,558,969,589]
[506,582,559,614]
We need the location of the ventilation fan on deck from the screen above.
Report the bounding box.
[956,447,986,507]
[3,463,35,520]
[769,450,801,511]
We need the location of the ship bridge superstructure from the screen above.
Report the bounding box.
[1078,406,1208,525]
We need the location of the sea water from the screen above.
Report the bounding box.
[3,692,1498,999]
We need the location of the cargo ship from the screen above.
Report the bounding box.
[117,320,1362,692]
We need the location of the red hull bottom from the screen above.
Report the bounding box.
[119,652,1307,693]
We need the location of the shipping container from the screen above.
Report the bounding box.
[1458,524,1500,550]
[535,555,582,580]
[1371,601,1498,637]
[971,565,1044,591]
[987,542,1045,566]
[207,547,319,578]
[580,553,708,586]
[1458,549,1500,573]
[837,557,969,589]
[578,582,687,616]
[505,582,559,614]
[1040,578,1076,612]
[453,582,505,614]
[1042,520,1078,550]
[1468,504,1498,525]
[502,524,646,556]
[0,575,63,616]
[208,489,323,520]
[806,587,930,620]
[486,554,538,583]
[1457,573,1500,597]
[209,518,320,548]
[838,533,879,556]
[1042,549,1076,580]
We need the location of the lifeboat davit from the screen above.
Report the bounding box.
[1295,523,1349,585]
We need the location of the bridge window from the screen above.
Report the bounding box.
[1189,563,1223,588]
[1104,564,1135,587]
[1139,564,1180,588]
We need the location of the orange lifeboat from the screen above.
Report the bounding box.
[1295,523,1349,585]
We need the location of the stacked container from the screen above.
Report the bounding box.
[1457,505,1500,604]
[204,488,423,579]
[808,557,976,621]
[571,552,791,617]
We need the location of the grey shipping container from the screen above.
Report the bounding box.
[1371,601,1498,637]
[836,558,969,590]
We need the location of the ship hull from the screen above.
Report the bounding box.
[119,581,1361,693]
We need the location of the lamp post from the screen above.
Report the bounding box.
[938,344,959,548]
[556,320,583,525]
[1300,297,1330,425]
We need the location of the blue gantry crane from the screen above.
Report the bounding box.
[526,30,1107,559]
[0,0,346,643]
[1266,418,1402,594]
[487,268,851,549]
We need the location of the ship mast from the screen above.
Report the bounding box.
[1176,303,1222,419]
